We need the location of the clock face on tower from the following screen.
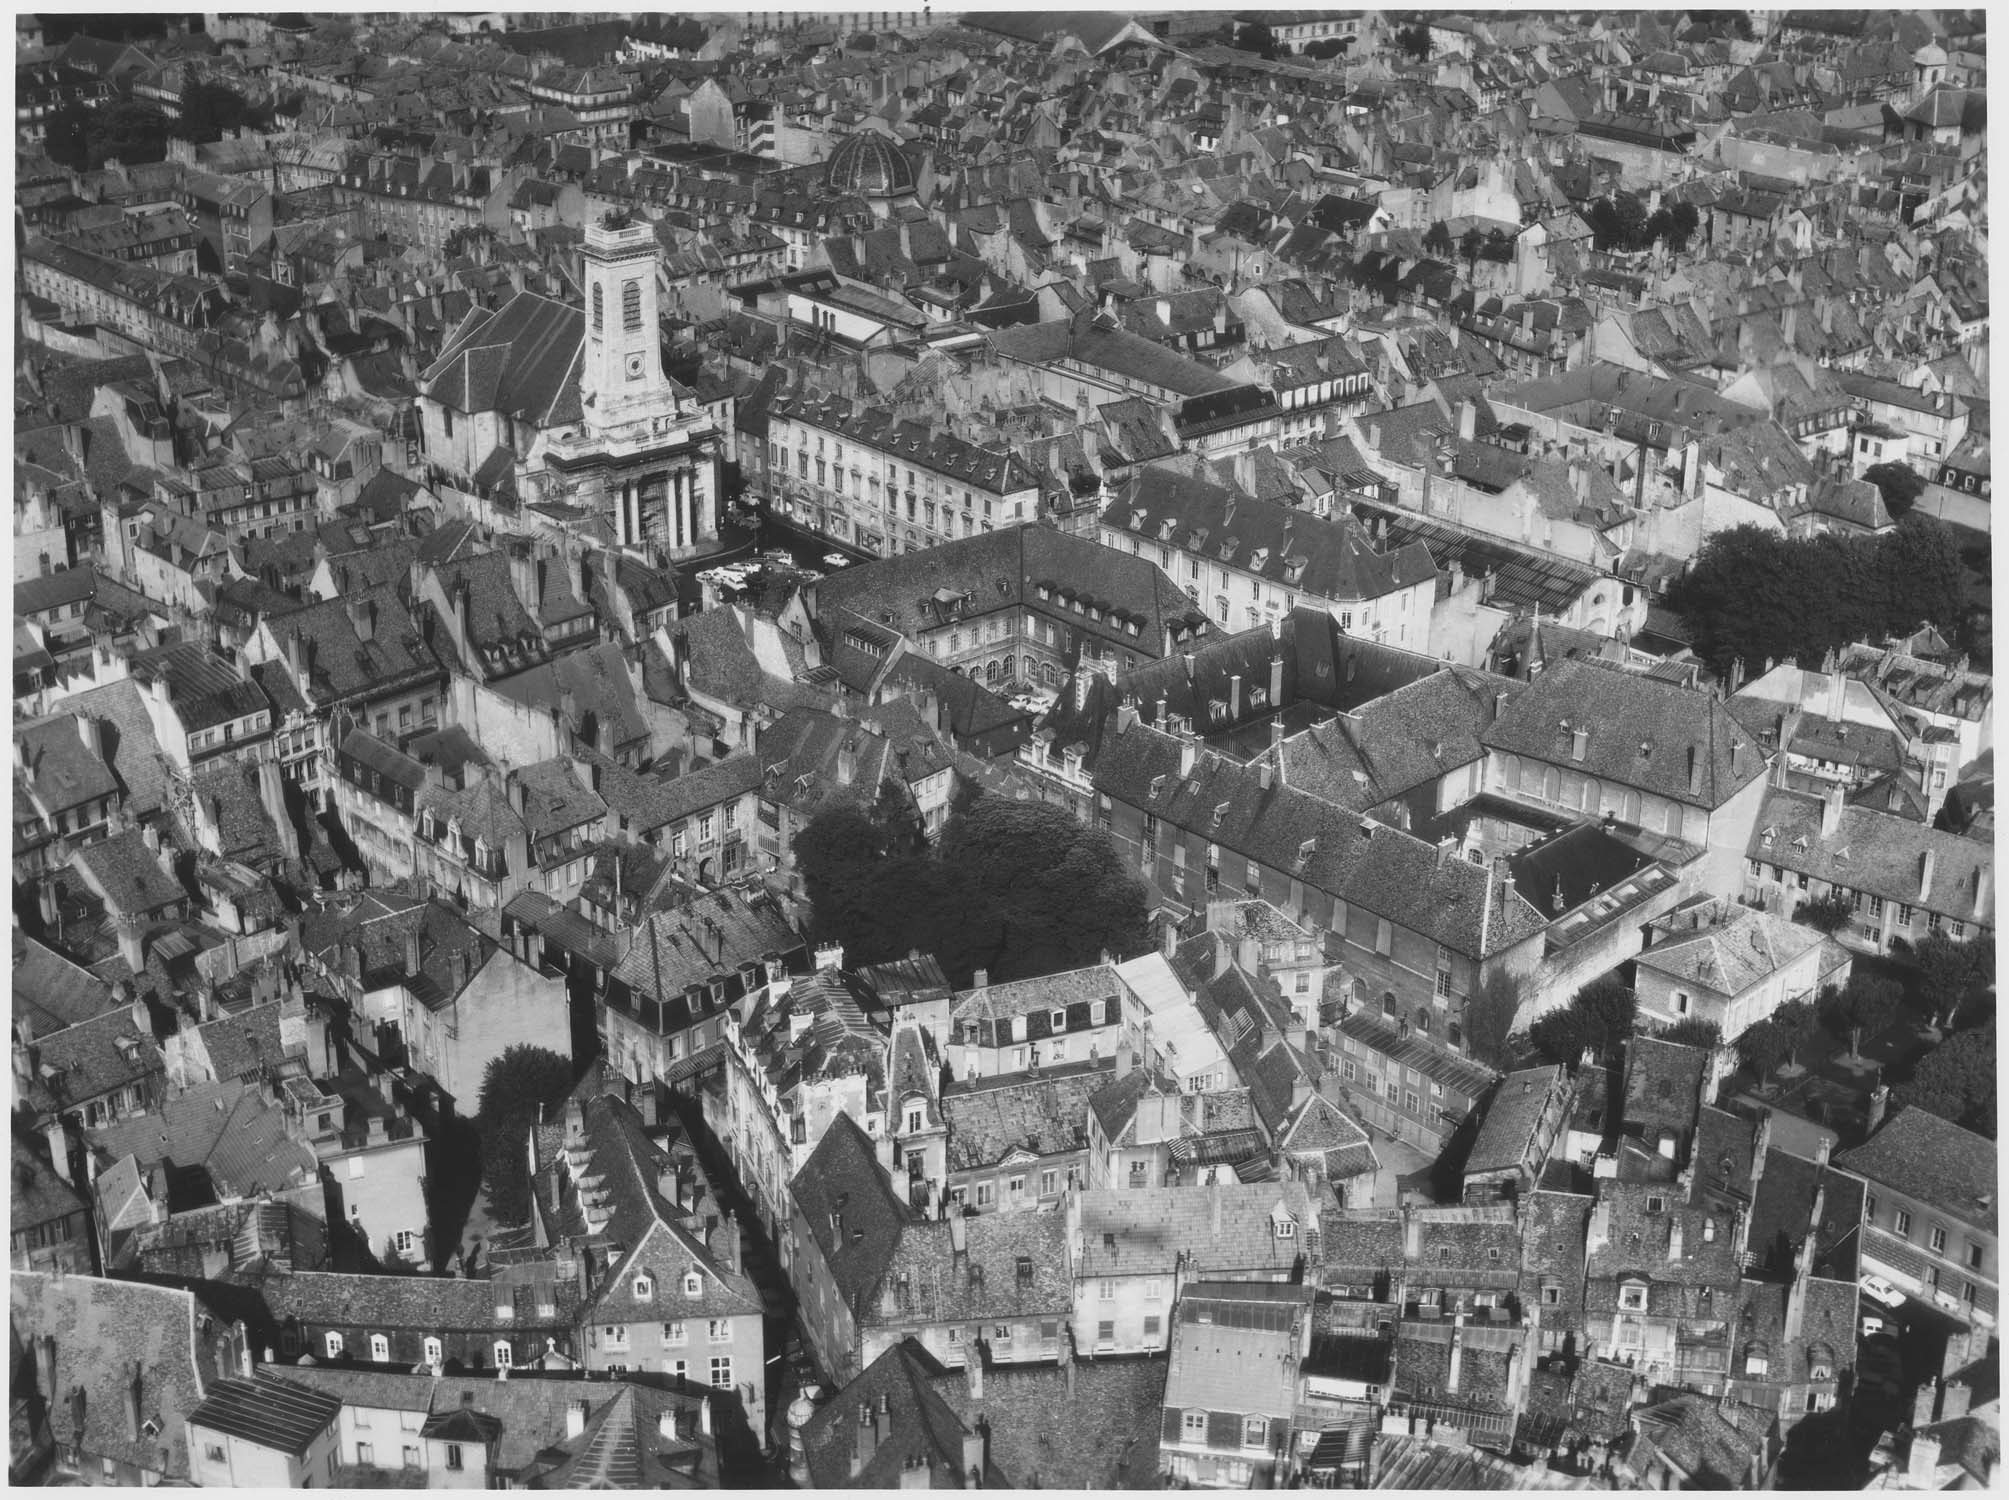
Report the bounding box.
[625,352,646,381]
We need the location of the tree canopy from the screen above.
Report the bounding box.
[475,1044,575,1228]
[1666,516,1968,678]
[1462,968,1523,1072]
[1792,891,1857,935]
[1528,975,1637,1069]
[46,98,172,171]
[797,792,1149,988]
[1819,974,1902,1060]
[1862,461,1925,520]
[1658,1017,1723,1051]
[1896,1022,1995,1137]
[1394,22,1432,60]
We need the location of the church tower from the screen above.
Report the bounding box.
[580,214,675,436]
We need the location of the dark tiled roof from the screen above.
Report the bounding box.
[940,1059,1110,1171]
[420,290,584,425]
[791,1112,913,1315]
[931,1355,1165,1488]
[802,1338,978,1489]
[187,1373,340,1456]
[1834,1106,1997,1234]
[1481,659,1767,810]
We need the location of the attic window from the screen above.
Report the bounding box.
[684,1272,703,1298]
[634,1274,653,1301]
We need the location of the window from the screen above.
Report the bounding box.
[1040,1169,1057,1196]
[445,1444,464,1472]
[1969,1243,1985,1270]
[1183,1411,1207,1439]
[1618,1284,1647,1311]
[591,283,603,330]
[206,1443,227,1463]
[1895,1210,1913,1237]
[1244,1416,1268,1448]
[634,1273,653,1301]
[494,1340,512,1369]
[1097,1320,1116,1347]
[684,1272,703,1298]
[369,1334,390,1362]
[664,1320,688,1345]
[1099,1278,1116,1301]
[1542,1284,1561,1306]
[622,278,641,330]
[710,1356,733,1388]
[423,1337,443,1367]
[1930,1225,1947,1254]
[976,1182,994,1207]
[1866,1195,1877,1223]
[326,1331,345,1358]
[708,1319,731,1343]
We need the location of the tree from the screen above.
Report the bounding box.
[1820,974,1903,1060]
[1862,461,1925,520]
[1912,929,1990,1029]
[1873,513,1964,641]
[1668,202,1701,252]
[1896,1022,1995,1136]
[1396,22,1432,61]
[1233,20,1277,58]
[1737,1015,1794,1079]
[1793,891,1857,935]
[1463,968,1523,1072]
[474,1044,575,1228]
[1527,975,1637,1068]
[1659,1018,1723,1050]
[1423,221,1454,260]
[1458,227,1485,274]
[177,79,252,143]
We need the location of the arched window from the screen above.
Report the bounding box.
[1381,992,1397,1019]
[1414,1008,1432,1035]
[1447,1022,1463,1050]
[591,283,603,331]
[622,279,642,330]
[1215,594,1230,623]
[985,659,1002,685]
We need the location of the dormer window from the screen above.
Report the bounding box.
[634,1274,654,1301]
[1618,1282,1647,1312]
[684,1272,704,1298]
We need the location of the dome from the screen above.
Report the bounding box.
[824,132,916,199]
[1914,40,1949,66]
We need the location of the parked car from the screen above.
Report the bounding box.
[1860,1311,1887,1338]
[1859,1274,1905,1308]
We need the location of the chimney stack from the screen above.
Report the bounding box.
[1820,781,1844,840]
[567,1399,589,1438]
[1919,849,1935,900]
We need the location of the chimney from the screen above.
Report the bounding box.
[1940,1380,1972,1422]
[1913,1380,1941,1429]
[1229,673,1242,720]
[1975,865,1991,917]
[1446,1314,1465,1394]
[1687,745,1703,796]
[1668,1216,1684,1262]
[1919,849,1935,901]
[1178,739,1197,778]
[567,1399,589,1438]
[405,928,422,977]
[1258,761,1274,791]
[1820,782,1844,840]
[1458,399,1477,442]
[699,1394,712,1437]
[1865,1083,1890,1135]
[1269,654,1284,704]
[1907,1432,1942,1487]
[966,1345,983,1400]
[33,1337,54,1409]
[1210,1179,1222,1237]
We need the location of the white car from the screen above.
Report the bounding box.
[1859,1312,1887,1338]
[1859,1274,1905,1309]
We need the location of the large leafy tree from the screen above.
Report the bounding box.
[475,1044,575,1228]
[1896,1022,1995,1136]
[1528,975,1637,1069]
[1820,974,1903,1060]
[1462,967,1523,1072]
[1659,1018,1722,1050]
[1912,929,1992,1028]
[1862,461,1925,520]
[796,793,1148,987]
[1793,892,1856,935]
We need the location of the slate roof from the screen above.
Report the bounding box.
[1276,667,1520,811]
[609,886,798,1006]
[266,585,438,707]
[9,1271,222,1482]
[17,1002,162,1118]
[790,1112,913,1317]
[802,1338,980,1489]
[13,928,114,1036]
[186,1373,339,1456]
[1834,1106,1996,1235]
[1467,1067,1566,1178]
[245,1266,584,1335]
[873,1209,1072,1329]
[18,716,119,815]
[420,291,585,426]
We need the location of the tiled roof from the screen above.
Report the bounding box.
[1622,1036,1709,1139]
[1073,1181,1331,1279]
[930,1354,1166,1488]
[1467,1067,1567,1178]
[801,1338,979,1489]
[1481,659,1767,810]
[86,1075,316,1199]
[1834,1106,1996,1234]
[18,715,119,814]
[1750,785,1992,920]
[609,886,798,1006]
[872,1210,1072,1329]
[10,1271,221,1482]
[186,1373,340,1456]
[939,1059,1110,1171]
[266,585,438,707]
[245,1265,583,1334]
[13,928,114,1036]
[18,1002,162,1117]
[1276,667,1520,812]
[810,521,1205,663]
[1634,905,1822,999]
[1093,721,1547,959]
